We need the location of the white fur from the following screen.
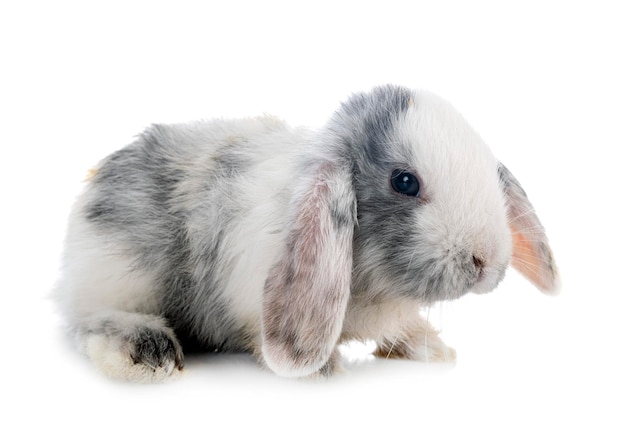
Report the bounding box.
[217,130,301,330]
[398,91,512,297]
[55,205,160,321]
[342,297,456,362]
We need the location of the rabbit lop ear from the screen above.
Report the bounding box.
[262,160,356,377]
[498,163,560,295]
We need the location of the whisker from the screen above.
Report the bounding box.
[512,226,546,235]
[512,250,551,259]
[424,307,432,362]
[512,254,546,266]
[512,238,548,244]
[511,259,546,277]
[512,251,553,266]
[401,247,421,285]
[508,207,537,223]
[384,334,399,360]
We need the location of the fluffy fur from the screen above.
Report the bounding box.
[55,85,559,381]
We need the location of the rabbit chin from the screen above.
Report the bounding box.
[469,266,507,296]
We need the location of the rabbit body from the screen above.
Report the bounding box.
[55,86,559,381]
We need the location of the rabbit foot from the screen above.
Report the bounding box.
[76,312,184,382]
[374,322,457,363]
[374,336,456,362]
[85,328,184,382]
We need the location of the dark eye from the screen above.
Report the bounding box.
[391,169,420,197]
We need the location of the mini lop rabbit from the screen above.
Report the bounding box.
[55,85,559,381]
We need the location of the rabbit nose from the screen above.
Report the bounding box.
[473,255,486,279]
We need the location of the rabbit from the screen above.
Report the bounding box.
[54,85,559,382]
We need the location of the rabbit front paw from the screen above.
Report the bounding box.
[374,336,457,362]
[374,325,457,363]
[83,324,184,382]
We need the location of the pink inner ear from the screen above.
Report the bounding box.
[510,226,560,295]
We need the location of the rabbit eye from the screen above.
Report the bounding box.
[391,169,420,197]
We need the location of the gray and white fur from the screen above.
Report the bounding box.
[55,85,559,381]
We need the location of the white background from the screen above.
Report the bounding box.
[2,1,624,428]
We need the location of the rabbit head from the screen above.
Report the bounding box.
[262,85,559,376]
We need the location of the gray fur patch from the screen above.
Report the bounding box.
[323,86,445,300]
[330,85,414,166]
[497,162,527,198]
[83,125,248,351]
